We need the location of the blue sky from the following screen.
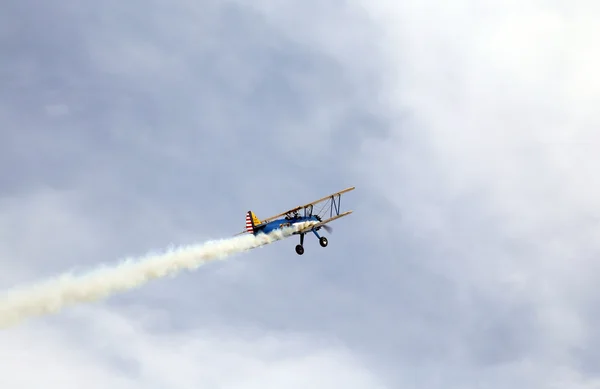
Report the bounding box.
[2,0,600,387]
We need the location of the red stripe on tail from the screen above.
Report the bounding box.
[245,212,254,232]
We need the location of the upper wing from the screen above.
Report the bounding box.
[259,186,355,224]
[294,210,353,235]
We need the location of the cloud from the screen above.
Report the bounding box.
[0,306,384,389]
[232,0,600,384]
[350,0,600,382]
[2,0,600,387]
[358,0,600,302]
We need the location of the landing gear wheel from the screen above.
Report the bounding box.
[319,236,328,247]
[295,244,304,255]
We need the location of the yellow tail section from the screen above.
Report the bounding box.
[245,211,261,232]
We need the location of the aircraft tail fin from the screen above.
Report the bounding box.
[245,211,261,232]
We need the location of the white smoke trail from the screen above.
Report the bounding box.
[0,223,314,329]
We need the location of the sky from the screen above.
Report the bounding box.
[1,0,600,388]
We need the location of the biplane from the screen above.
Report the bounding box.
[236,187,355,255]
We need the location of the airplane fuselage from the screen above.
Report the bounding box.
[252,215,321,235]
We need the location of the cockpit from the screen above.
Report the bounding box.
[285,211,300,220]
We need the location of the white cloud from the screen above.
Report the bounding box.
[0,306,384,389]
[346,0,600,381]
[3,0,600,387]
[358,0,600,286]
[236,0,600,384]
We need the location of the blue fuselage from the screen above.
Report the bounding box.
[254,215,320,235]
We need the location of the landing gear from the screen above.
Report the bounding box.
[293,230,331,254]
[319,236,328,247]
[295,233,305,255]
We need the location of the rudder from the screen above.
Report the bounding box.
[245,211,261,232]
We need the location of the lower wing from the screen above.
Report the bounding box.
[294,211,353,235]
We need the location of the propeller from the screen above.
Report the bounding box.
[314,215,332,233]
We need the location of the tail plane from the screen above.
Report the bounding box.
[245,211,261,233]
